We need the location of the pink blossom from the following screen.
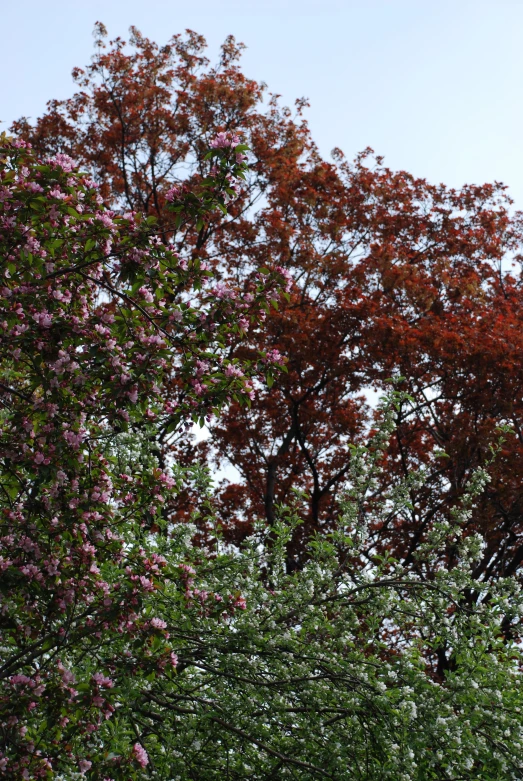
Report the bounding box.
[97,213,115,229]
[210,132,241,149]
[275,265,293,292]
[20,564,43,580]
[48,188,67,201]
[137,286,154,303]
[193,382,206,396]
[165,185,181,202]
[264,349,283,364]
[32,310,52,328]
[92,673,115,688]
[46,559,60,576]
[212,282,236,300]
[47,153,76,172]
[26,181,44,193]
[61,669,76,685]
[225,364,243,378]
[10,674,32,686]
[0,134,293,770]
[158,472,176,489]
[63,430,84,449]
[133,743,149,768]
[139,576,154,592]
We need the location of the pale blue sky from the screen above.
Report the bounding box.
[3,0,523,204]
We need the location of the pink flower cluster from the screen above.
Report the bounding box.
[92,673,114,688]
[263,349,283,364]
[46,152,77,172]
[165,184,181,202]
[209,131,241,149]
[132,743,149,768]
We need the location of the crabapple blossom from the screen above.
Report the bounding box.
[0,132,288,779]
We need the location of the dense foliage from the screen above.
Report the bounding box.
[0,134,522,780]
[14,24,523,580]
[0,134,287,777]
[3,25,523,780]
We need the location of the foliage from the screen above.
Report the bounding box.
[13,24,523,579]
[4,28,523,780]
[1,247,523,778]
[0,133,286,778]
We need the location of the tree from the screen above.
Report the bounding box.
[1,154,522,774]
[0,133,287,778]
[2,121,523,781]
[13,24,523,581]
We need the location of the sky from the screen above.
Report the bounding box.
[3,0,523,205]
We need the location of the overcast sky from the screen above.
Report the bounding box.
[3,0,523,205]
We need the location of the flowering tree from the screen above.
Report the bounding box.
[0,133,288,778]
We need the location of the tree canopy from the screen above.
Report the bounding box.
[14,24,523,580]
[2,24,523,780]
